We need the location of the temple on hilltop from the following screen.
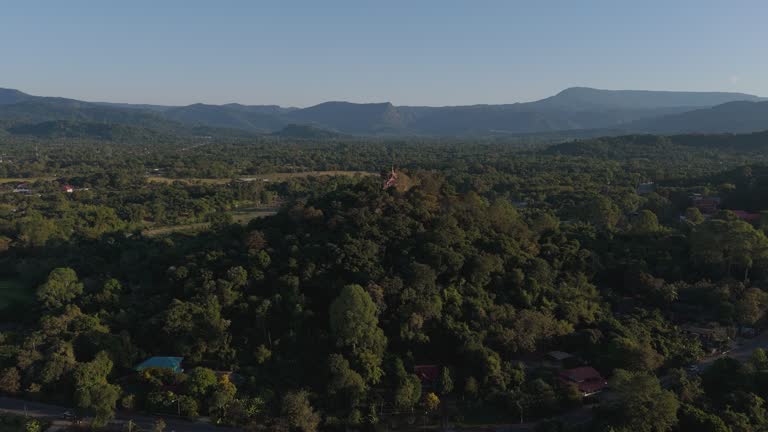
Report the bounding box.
[383,167,398,189]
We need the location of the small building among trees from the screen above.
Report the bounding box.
[414,365,440,390]
[691,194,721,215]
[134,356,184,374]
[559,366,608,397]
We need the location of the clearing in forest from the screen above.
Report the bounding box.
[142,206,280,237]
[147,170,375,184]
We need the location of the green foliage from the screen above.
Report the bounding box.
[667,368,704,404]
[437,367,454,395]
[601,369,679,432]
[124,419,138,432]
[280,390,320,432]
[678,404,729,432]
[752,348,768,370]
[208,375,237,421]
[152,418,166,432]
[121,394,136,410]
[691,216,768,279]
[4,131,768,431]
[631,210,660,234]
[0,368,21,394]
[185,367,218,398]
[424,392,440,412]
[326,354,366,409]
[73,351,120,426]
[685,207,704,224]
[24,419,41,432]
[36,268,83,310]
[147,390,199,417]
[464,376,479,400]
[329,285,387,384]
[392,359,422,410]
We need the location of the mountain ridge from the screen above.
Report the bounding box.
[1,86,766,136]
[630,101,768,134]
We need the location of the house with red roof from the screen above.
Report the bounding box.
[383,168,398,190]
[12,183,32,194]
[732,210,761,224]
[559,366,608,396]
[414,365,440,389]
[691,195,720,215]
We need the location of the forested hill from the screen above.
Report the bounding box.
[531,86,764,110]
[160,103,289,132]
[630,101,768,134]
[0,88,33,105]
[2,86,767,137]
[0,96,185,133]
[6,120,174,141]
[271,124,343,139]
[544,131,768,158]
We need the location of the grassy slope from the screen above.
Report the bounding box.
[142,206,279,237]
[146,170,375,184]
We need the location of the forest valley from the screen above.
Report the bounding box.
[2,131,768,432]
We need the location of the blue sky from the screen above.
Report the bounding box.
[2,0,766,106]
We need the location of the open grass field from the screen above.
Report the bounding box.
[0,279,34,310]
[142,206,279,237]
[241,170,375,181]
[230,206,280,223]
[0,177,57,184]
[142,222,210,237]
[146,176,231,185]
[146,170,375,185]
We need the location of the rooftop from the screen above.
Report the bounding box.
[547,351,574,361]
[559,366,608,395]
[134,356,184,373]
[414,365,440,383]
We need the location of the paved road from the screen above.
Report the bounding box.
[5,332,766,432]
[699,331,768,368]
[0,396,243,432]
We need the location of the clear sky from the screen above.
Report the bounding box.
[2,0,767,107]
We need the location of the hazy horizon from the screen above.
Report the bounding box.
[4,85,767,109]
[3,0,767,107]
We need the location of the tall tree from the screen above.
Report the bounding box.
[37,267,83,310]
[280,390,320,432]
[329,285,387,384]
[601,369,679,432]
[73,351,120,427]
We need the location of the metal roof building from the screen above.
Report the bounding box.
[134,356,184,373]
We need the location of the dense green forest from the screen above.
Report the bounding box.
[2,130,768,432]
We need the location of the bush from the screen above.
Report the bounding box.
[121,394,136,410]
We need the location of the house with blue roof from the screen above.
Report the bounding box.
[134,356,184,373]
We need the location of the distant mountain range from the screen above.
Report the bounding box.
[5,120,173,141]
[1,86,766,137]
